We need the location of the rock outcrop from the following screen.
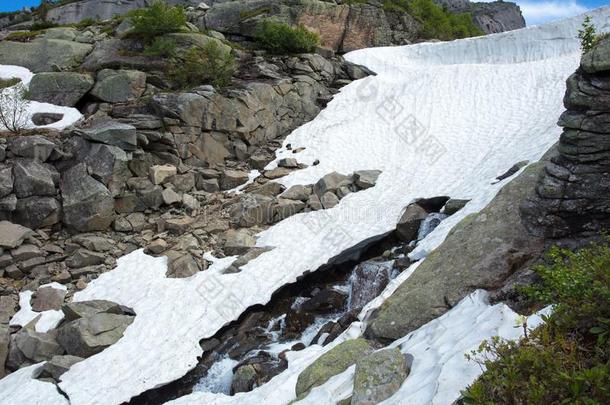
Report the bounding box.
[522,36,610,238]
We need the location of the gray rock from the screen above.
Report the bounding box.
[278,158,298,168]
[281,185,312,201]
[0,166,13,198]
[75,121,137,151]
[11,244,43,261]
[366,162,547,341]
[0,38,92,73]
[7,327,64,370]
[223,229,256,256]
[296,338,375,397]
[0,194,17,212]
[220,169,249,190]
[320,191,340,209]
[90,69,146,103]
[162,188,182,206]
[230,194,274,227]
[442,199,470,215]
[272,198,306,221]
[62,300,126,322]
[314,172,353,197]
[57,312,134,358]
[149,164,177,185]
[307,193,323,211]
[12,160,57,198]
[352,348,409,405]
[28,72,94,106]
[72,235,115,252]
[395,203,428,242]
[0,325,8,377]
[354,170,381,190]
[0,221,32,249]
[13,196,61,229]
[7,136,56,162]
[39,354,83,381]
[66,249,106,268]
[231,364,257,394]
[151,92,207,127]
[196,178,219,193]
[31,286,67,312]
[348,260,393,311]
[167,253,202,278]
[61,163,116,232]
[0,295,18,324]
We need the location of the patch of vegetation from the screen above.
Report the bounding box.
[383,0,483,40]
[143,37,178,58]
[0,78,21,90]
[5,30,42,42]
[127,0,187,43]
[72,17,98,29]
[171,42,235,89]
[254,21,320,55]
[463,241,610,404]
[579,16,608,54]
[29,20,58,30]
[239,7,271,21]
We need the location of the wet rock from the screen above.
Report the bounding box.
[348,260,393,311]
[395,203,428,242]
[231,364,257,394]
[352,348,410,405]
[61,163,115,232]
[442,199,470,215]
[301,289,347,313]
[353,170,381,190]
[31,285,67,312]
[39,354,84,381]
[28,72,94,107]
[0,221,32,249]
[91,69,146,103]
[223,229,256,256]
[57,312,135,358]
[75,120,137,151]
[296,338,375,397]
[7,136,56,162]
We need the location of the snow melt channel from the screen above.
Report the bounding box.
[2,7,610,405]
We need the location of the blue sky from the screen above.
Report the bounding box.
[1,0,609,25]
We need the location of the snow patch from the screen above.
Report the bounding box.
[9,282,67,333]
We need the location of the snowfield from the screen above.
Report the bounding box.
[3,6,610,405]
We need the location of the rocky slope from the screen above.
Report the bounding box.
[3,0,525,52]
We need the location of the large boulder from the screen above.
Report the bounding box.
[74,120,137,151]
[295,338,375,397]
[151,92,207,127]
[395,203,428,242]
[39,354,84,381]
[90,69,146,103]
[352,348,410,405]
[7,136,56,162]
[12,160,57,198]
[57,312,134,358]
[61,163,116,232]
[7,327,64,370]
[366,160,547,342]
[0,221,32,249]
[28,72,94,106]
[222,229,257,256]
[62,300,126,322]
[0,38,92,73]
[13,196,61,229]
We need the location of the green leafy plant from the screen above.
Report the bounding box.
[254,21,320,54]
[143,37,178,58]
[171,42,235,89]
[127,0,187,43]
[463,242,610,404]
[579,15,597,54]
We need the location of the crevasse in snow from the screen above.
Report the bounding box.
[2,6,610,405]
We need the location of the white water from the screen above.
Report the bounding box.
[193,357,239,395]
[2,7,610,405]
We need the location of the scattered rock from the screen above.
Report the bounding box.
[0,221,32,249]
[353,170,381,190]
[442,199,470,215]
[395,203,428,242]
[220,169,250,190]
[39,354,84,381]
[313,172,353,197]
[7,326,64,370]
[223,229,256,256]
[149,164,177,185]
[31,286,67,312]
[320,191,340,209]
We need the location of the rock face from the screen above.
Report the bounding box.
[0,38,92,73]
[90,69,146,103]
[28,72,94,107]
[521,37,610,238]
[449,1,526,34]
[352,348,410,405]
[366,159,548,341]
[295,338,375,397]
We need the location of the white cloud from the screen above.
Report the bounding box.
[519,1,588,25]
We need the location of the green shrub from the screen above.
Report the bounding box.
[171,42,235,89]
[0,77,21,90]
[127,0,187,43]
[144,37,178,58]
[73,17,98,29]
[383,0,483,40]
[29,20,58,30]
[463,242,610,404]
[254,21,320,54]
[579,16,597,54]
[5,30,42,42]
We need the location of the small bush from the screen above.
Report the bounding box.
[254,21,320,54]
[171,42,235,89]
[29,20,58,30]
[5,30,42,42]
[127,0,187,43]
[463,242,610,404]
[73,17,98,29]
[0,83,30,134]
[144,37,178,58]
[0,77,21,90]
[579,16,597,54]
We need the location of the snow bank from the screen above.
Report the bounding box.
[0,363,68,405]
[0,65,82,130]
[2,7,610,405]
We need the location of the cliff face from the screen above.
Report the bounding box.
[521,37,610,238]
[435,1,526,34]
